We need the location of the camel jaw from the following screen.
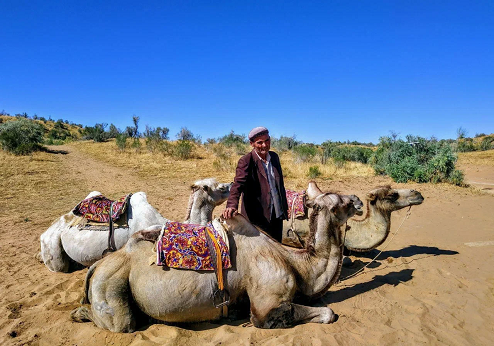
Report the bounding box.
[407,192,424,206]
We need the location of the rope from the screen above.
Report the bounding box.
[337,206,412,283]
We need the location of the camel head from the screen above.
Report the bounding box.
[190,178,233,206]
[306,181,363,227]
[366,186,424,212]
[306,181,363,216]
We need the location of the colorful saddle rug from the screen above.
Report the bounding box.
[286,189,306,220]
[73,194,132,223]
[156,221,231,271]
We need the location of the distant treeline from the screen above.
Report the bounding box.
[1,111,493,186]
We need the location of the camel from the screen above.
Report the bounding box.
[284,186,424,252]
[70,181,363,332]
[39,178,232,272]
[344,186,424,252]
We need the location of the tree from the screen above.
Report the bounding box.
[176,127,200,143]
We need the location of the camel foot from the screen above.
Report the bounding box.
[71,306,92,323]
[35,252,43,263]
[253,302,294,329]
[342,257,353,267]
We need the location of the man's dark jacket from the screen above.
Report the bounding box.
[226,150,289,229]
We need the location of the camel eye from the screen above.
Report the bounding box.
[387,192,399,200]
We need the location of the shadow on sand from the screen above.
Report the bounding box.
[41,147,69,154]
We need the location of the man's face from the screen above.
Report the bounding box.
[250,134,271,159]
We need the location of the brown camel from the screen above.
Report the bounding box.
[70,181,363,332]
[283,186,424,252]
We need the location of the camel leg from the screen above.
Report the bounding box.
[291,303,336,324]
[76,252,136,332]
[250,301,336,328]
[40,220,70,272]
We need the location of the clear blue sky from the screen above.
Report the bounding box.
[1,1,493,144]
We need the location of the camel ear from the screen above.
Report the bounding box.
[366,192,377,201]
[307,181,323,199]
[305,198,316,208]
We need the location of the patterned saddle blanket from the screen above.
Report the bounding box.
[286,189,307,220]
[73,194,132,223]
[156,221,231,271]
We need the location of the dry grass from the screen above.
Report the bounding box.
[71,140,375,191]
[0,150,86,228]
[458,149,494,166]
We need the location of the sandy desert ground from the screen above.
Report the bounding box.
[0,144,493,345]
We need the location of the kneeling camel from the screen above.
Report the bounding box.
[39,178,231,272]
[71,181,363,331]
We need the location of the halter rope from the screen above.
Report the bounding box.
[337,206,413,283]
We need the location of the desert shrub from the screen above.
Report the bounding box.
[176,127,201,144]
[173,140,194,159]
[307,166,321,179]
[218,131,246,146]
[47,120,72,141]
[131,138,142,152]
[211,143,236,171]
[456,138,476,152]
[371,135,463,185]
[144,125,170,152]
[83,123,110,142]
[293,144,317,162]
[479,136,494,151]
[272,135,300,152]
[321,141,373,164]
[108,124,120,138]
[115,133,128,152]
[0,118,45,155]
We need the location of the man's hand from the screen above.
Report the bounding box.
[222,207,237,219]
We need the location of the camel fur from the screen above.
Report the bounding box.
[344,186,424,252]
[39,178,232,272]
[284,186,424,252]
[70,181,363,332]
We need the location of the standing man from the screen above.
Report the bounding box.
[222,126,288,242]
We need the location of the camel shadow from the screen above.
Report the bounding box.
[316,268,415,306]
[348,245,459,261]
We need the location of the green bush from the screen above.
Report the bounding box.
[83,123,110,142]
[272,135,300,152]
[480,136,494,151]
[173,140,194,160]
[115,133,128,152]
[218,131,246,147]
[371,135,463,185]
[293,144,317,162]
[0,118,45,155]
[47,120,72,141]
[321,141,373,164]
[307,166,321,179]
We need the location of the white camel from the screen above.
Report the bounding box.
[39,178,232,272]
[70,181,363,332]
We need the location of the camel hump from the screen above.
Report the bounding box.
[131,225,163,243]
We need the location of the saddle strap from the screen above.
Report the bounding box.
[206,228,224,290]
[107,202,118,253]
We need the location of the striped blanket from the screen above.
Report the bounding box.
[73,194,132,223]
[286,189,306,220]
